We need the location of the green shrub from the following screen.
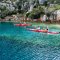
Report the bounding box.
[27,6,44,19]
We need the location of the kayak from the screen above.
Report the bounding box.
[28,28,60,34]
[28,28,48,33]
[47,32,60,34]
[15,24,31,26]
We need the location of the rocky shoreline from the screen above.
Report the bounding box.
[0,15,60,25]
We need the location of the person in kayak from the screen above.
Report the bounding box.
[36,26,40,29]
[24,22,26,24]
[46,26,48,30]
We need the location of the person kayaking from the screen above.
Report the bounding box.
[36,26,40,30]
[46,26,48,30]
[24,22,26,24]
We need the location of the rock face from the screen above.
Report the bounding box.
[0,1,15,11]
[0,0,47,14]
[56,10,60,20]
[0,0,46,12]
[39,0,46,4]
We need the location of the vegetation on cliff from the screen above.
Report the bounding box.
[0,0,60,19]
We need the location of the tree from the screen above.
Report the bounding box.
[43,1,48,7]
[27,6,44,19]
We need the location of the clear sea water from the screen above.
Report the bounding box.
[0,22,60,60]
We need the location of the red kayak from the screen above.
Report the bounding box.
[28,28,60,34]
[15,24,31,26]
[47,32,60,34]
[28,29,48,33]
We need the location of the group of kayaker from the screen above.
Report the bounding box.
[15,22,49,31]
[36,26,48,31]
[15,22,60,34]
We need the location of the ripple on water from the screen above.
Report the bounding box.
[0,36,60,60]
[0,22,60,60]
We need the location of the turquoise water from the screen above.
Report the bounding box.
[0,22,60,60]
